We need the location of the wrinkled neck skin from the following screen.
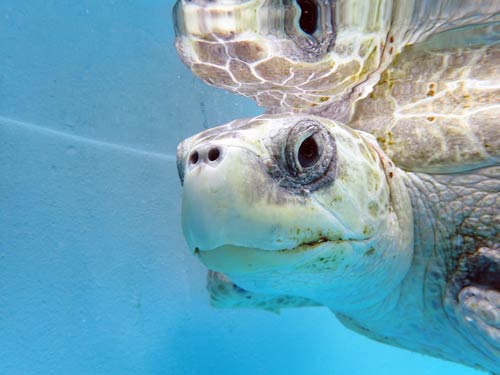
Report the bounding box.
[336,172,447,322]
[338,167,500,373]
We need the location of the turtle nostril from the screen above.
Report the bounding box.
[208,147,220,162]
[189,151,199,165]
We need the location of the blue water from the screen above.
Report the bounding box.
[0,2,486,374]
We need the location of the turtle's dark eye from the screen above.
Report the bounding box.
[297,0,318,35]
[283,0,336,59]
[275,119,336,191]
[298,135,319,168]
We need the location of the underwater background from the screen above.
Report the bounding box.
[0,2,487,374]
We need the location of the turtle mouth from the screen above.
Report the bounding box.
[195,237,351,275]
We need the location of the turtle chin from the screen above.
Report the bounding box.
[195,230,413,313]
[195,239,353,276]
[194,234,411,313]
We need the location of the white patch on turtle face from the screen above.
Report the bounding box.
[178,114,413,312]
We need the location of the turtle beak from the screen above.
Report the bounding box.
[178,140,263,253]
[176,136,227,187]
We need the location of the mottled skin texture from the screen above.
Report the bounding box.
[173,0,500,373]
[338,168,500,372]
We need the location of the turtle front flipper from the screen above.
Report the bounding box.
[207,271,320,313]
[444,246,500,361]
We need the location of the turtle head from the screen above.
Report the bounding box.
[177,114,413,312]
[173,0,398,111]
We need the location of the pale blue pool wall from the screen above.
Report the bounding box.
[0,2,484,374]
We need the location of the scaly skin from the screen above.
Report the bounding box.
[176,114,500,373]
[201,170,500,372]
[338,167,500,373]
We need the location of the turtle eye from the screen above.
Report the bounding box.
[278,119,336,190]
[297,0,318,35]
[283,0,335,59]
[298,135,319,168]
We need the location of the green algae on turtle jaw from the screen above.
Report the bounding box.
[173,1,500,373]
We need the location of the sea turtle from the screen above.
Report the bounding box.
[173,1,500,373]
